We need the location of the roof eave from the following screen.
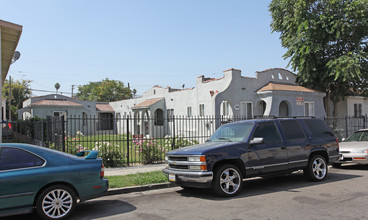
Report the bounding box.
[1,20,23,84]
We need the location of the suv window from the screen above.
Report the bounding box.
[252,122,281,143]
[280,120,305,140]
[304,119,334,138]
[0,147,45,171]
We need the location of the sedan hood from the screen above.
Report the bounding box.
[167,141,236,155]
[339,141,368,151]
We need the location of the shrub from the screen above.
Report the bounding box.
[164,136,198,150]
[133,138,164,164]
[93,142,125,167]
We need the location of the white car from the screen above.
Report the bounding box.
[334,129,368,168]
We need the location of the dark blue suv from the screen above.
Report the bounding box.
[163,118,340,197]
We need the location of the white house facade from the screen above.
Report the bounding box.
[110,68,326,138]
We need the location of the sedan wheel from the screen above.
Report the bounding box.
[304,155,328,181]
[213,164,243,197]
[36,185,77,220]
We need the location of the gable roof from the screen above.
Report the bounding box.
[32,99,83,107]
[132,98,164,109]
[257,83,319,93]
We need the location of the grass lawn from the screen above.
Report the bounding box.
[106,171,169,188]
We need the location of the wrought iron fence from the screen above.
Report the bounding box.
[10,115,243,166]
[8,115,368,167]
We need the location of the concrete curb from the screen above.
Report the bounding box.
[106,182,176,196]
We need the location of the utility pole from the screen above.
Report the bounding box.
[8,75,11,122]
[71,85,75,97]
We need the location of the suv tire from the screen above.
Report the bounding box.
[304,155,328,181]
[212,164,243,197]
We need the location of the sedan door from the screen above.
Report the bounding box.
[0,147,45,212]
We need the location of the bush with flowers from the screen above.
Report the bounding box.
[133,137,164,164]
[163,136,198,150]
[93,141,125,167]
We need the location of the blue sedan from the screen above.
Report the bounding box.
[0,143,109,219]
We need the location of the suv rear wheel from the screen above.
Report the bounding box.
[212,164,243,197]
[304,155,328,181]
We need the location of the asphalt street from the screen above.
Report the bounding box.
[4,165,368,220]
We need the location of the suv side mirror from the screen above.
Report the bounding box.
[249,137,264,145]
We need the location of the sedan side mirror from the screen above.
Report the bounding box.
[249,137,264,145]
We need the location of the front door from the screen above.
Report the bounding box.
[240,102,253,119]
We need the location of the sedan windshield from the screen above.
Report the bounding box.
[345,131,368,142]
[208,122,254,142]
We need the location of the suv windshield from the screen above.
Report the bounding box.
[208,122,254,142]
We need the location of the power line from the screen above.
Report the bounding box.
[29,88,72,95]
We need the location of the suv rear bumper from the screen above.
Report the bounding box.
[162,168,213,188]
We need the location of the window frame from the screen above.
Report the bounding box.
[187,107,192,117]
[167,109,174,122]
[354,103,362,117]
[304,102,315,117]
[279,120,306,140]
[251,121,282,144]
[154,109,164,126]
[0,147,46,172]
[199,104,205,117]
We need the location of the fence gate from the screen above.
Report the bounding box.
[46,116,65,152]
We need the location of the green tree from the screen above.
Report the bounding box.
[55,83,60,94]
[2,79,32,120]
[269,0,368,116]
[76,78,132,102]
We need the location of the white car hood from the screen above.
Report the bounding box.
[339,141,368,151]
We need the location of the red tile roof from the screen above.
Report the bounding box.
[258,83,319,93]
[32,99,83,107]
[132,98,164,109]
[96,103,114,112]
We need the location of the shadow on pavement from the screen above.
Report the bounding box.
[69,199,136,220]
[0,200,136,220]
[176,170,362,201]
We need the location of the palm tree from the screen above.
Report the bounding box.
[55,83,60,94]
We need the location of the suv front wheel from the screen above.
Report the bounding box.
[304,155,328,181]
[212,164,243,197]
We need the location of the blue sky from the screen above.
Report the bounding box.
[2,0,290,96]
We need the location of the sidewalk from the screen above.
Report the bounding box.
[104,163,167,176]
[104,164,175,195]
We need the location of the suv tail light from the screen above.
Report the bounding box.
[100,163,105,178]
[335,137,339,150]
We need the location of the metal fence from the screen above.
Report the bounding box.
[10,115,242,166]
[8,115,368,167]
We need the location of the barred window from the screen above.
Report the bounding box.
[354,103,362,117]
[167,109,174,122]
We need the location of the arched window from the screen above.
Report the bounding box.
[257,101,266,116]
[154,109,164,126]
[279,101,289,117]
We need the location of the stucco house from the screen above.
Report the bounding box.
[17,94,114,135]
[110,68,326,137]
[17,68,326,139]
